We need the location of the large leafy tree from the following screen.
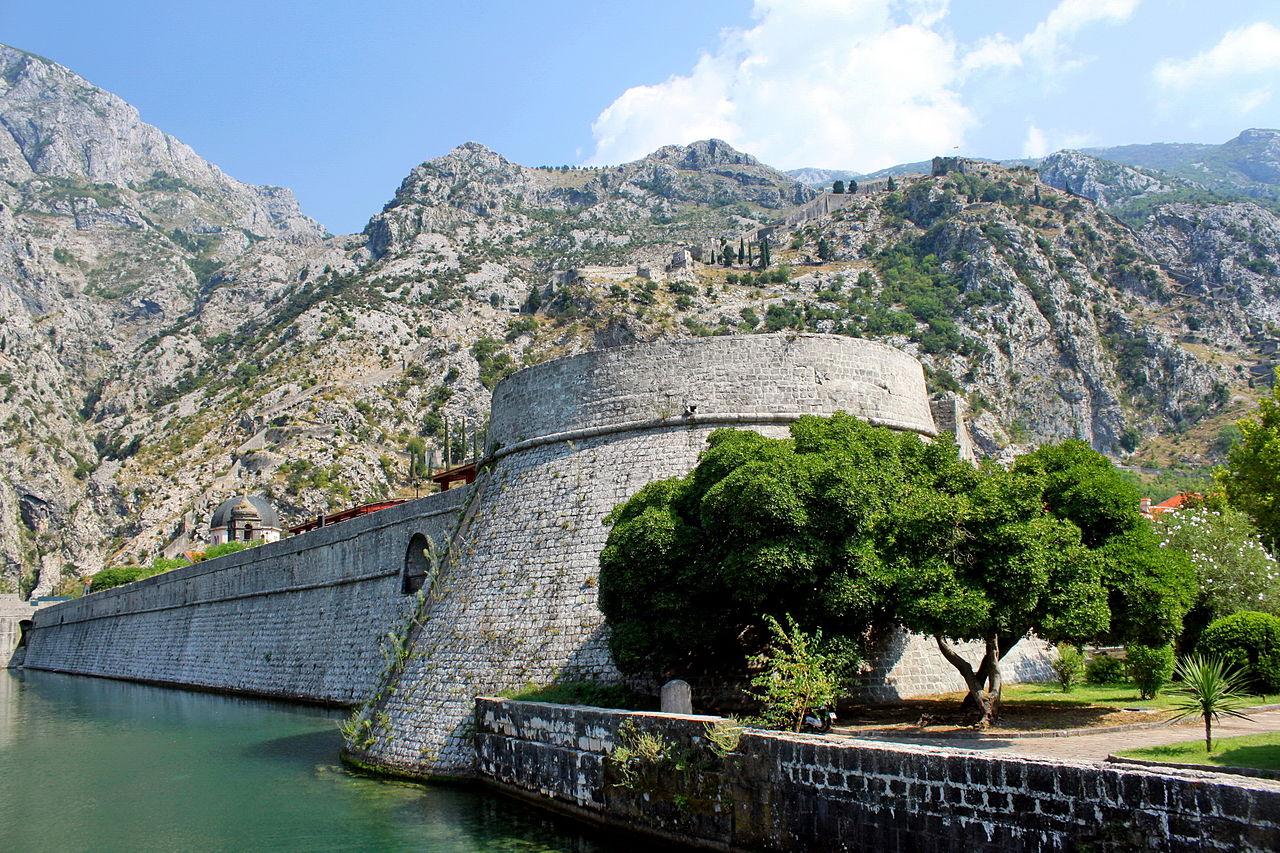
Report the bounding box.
[1219,371,1280,551]
[599,417,1194,722]
[1157,503,1280,648]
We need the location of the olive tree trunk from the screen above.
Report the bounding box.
[935,633,1005,725]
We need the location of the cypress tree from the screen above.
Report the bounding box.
[738,238,745,264]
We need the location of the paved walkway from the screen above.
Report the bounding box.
[846,709,1280,763]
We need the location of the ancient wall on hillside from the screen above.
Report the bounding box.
[22,489,467,704]
[347,334,947,778]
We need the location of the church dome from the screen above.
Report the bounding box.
[209,495,280,531]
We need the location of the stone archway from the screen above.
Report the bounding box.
[402,533,432,594]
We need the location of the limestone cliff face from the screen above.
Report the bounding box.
[0,45,324,594]
[0,45,1274,594]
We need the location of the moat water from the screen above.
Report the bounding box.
[0,670,632,852]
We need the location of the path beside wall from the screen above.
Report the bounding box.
[475,698,1280,852]
[22,489,467,704]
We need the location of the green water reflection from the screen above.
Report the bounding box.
[0,670,637,852]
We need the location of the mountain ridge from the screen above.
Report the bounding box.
[0,46,1276,598]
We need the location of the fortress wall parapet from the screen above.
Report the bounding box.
[488,333,936,453]
[23,488,468,704]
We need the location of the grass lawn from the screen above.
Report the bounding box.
[1002,682,1280,711]
[833,683,1280,736]
[1118,732,1280,772]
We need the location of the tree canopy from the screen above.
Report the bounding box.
[599,415,1194,719]
[1219,371,1280,551]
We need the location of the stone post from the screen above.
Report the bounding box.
[660,679,692,714]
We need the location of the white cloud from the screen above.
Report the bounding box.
[1020,125,1093,158]
[587,0,971,170]
[963,0,1140,75]
[1234,87,1273,116]
[1022,125,1049,158]
[1153,22,1280,91]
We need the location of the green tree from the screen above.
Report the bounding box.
[849,179,858,193]
[886,176,896,191]
[1219,370,1280,550]
[817,237,834,261]
[598,420,1192,723]
[737,238,745,264]
[832,180,845,194]
[1156,504,1279,646]
[1169,654,1252,752]
[406,436,428,481]
[749,614,840,731]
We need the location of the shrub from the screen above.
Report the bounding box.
[1126,643,1176,699]
[1085,653,1126,685]
[1197,611,1280,693]
[1051,644,1085,692]
[202,541,249,561]
[88,566,152,593]
[749,614,839,732]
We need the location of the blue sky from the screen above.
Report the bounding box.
[4,1,1278,233]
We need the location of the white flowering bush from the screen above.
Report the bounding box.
[1157,506,1280,627]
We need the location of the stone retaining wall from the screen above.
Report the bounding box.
[22,489,467,704]
[475,698,1280,852]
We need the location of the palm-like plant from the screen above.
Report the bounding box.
[1168,654,1253,752]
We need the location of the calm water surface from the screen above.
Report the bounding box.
[0,670,643,852]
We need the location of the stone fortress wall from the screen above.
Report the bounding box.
[1,594,57,667]
[476,699,1280,852]
[347,334,1049,780]
[23,333,1052,779]
[22,489,467,704]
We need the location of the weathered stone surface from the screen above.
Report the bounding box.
[346,333,942,779]
[21,489,465,703]
[660,679,692,714]
[476,697,1280,852]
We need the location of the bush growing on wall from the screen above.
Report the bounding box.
[89,566,152,593]
[1197,611,1280,693]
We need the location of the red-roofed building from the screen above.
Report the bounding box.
[1140,493,1195,520]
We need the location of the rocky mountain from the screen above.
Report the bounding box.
[0,45,323,594]
[787,161,933,188]
[786,167,865,188]
[1082,129,1280,209]
[0,45,1276,596]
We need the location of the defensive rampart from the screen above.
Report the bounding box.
[475,698,1280,852]
[24,333,1051,779]
[346,334,945,778]
[22,489,466,704]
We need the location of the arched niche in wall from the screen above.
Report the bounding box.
[402,533,432,595]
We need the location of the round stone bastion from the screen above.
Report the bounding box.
[349,333,964,780]
[486,332,937,456]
